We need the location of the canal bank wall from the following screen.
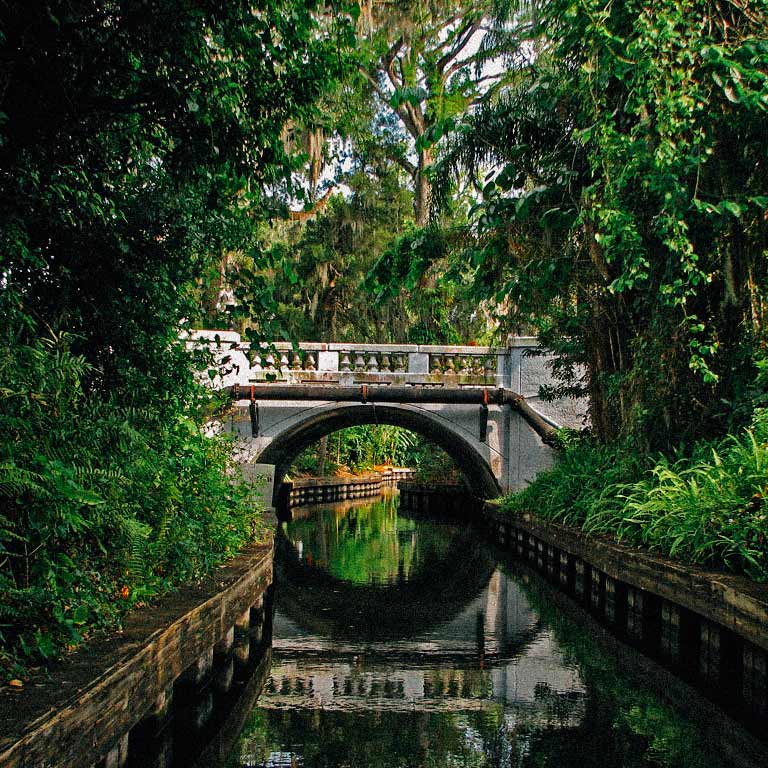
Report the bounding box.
[282,468,414,508]
[481,500,768,731]
[0,539,275,768]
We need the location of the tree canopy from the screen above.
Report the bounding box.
[0,0,354,674]
[2,0,768,676]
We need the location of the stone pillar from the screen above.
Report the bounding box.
[234,607,252,666]
[178,646,214,688]
[215,657,235,694]
[214,626,235,660]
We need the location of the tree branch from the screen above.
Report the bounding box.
[436,18,481,73]
[387,151,417,178]
[382,36,404,88]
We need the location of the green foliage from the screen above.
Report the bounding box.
[0,0,354,676]
[290,422,465,483]
[431,0,768,447]
[292,425,423,476]
[410,442,462,484]
[504,411,768,580]
[503,436,643,528]
[0,331,259,675]
[238,171,487,345]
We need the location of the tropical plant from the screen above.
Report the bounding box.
[0,0,355,675]
[504,410,768,580]
[427,0,768,448]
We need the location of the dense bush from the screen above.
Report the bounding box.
[0,0,351,679]
[0,331,259,676]
[503,413,768,581]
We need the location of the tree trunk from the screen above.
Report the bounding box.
[414,148,433,227]
[317,435,328,477]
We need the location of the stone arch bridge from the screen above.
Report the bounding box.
[192,331,584,502]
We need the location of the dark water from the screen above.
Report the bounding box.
[223,491,767,768]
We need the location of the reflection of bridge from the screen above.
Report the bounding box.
[271,564,584,692]
[260,634,585,719]
[259,569,586,721]
[192,331,586,499]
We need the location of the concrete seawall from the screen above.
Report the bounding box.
[283,468,415,508]
[481,500,768,734]
[0,540,275,768]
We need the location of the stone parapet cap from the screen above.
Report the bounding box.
[506,336,539,348]
[417,344,498,355]
[188,331,541,352]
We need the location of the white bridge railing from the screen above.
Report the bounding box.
[189,330,540,390]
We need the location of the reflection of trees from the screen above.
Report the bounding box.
[275,531,495,641]
[234,708,493,768]
[286,493,422,585]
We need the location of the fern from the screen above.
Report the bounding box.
[122,519,152,582]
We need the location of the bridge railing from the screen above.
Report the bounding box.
[188,330,540,389]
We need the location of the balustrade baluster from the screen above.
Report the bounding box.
[279,352,290,370]
[366,352,380,372]
[393,353,406,372]
[484,356,495,377]
[459,355,470,375]
[354,353,366,372]
[430,355,441,374]
[444,355,456,375]
[265,353,276,372]
[290,351,302,370]
[304,353,317,371]
[340,352,352,372]
[380,354,391,372]
[252,352,263,372]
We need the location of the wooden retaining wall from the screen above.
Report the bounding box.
[0,540,274,768]
[284,468,415,508]
[482,501,768,731]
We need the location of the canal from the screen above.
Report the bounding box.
[120,489,768,768]
[210,489,767,768]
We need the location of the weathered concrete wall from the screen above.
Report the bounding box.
[482,502,768,733]
[0,542,274,768]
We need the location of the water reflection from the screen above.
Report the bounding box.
[286,491,423,585]
[225,493,766,768]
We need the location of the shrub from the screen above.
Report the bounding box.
[0,332,259,677]
[502,415,768,581]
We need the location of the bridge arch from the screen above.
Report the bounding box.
[254,402,502,500]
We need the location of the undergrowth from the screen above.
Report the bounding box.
[0,332,261,679]
[503,413,768,581]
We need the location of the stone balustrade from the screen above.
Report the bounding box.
[189,331,541,390]
[242,342,505,386]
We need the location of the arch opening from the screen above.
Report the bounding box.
[256,403,502,501]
